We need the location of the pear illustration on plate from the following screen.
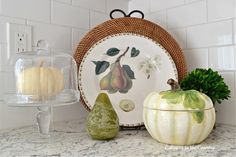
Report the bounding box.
[100,47,133,94]
[86,93,119,140]
[99,71,112,90]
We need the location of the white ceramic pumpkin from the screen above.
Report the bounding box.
[17,62,64,99]
[143,79,215,145]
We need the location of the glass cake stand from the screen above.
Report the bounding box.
[3,40,80,143]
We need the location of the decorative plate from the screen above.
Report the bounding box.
[74,11,187,127]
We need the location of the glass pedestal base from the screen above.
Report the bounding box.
[25,106,56,143]
[25,129,62,144]
[3,90,80,143]
[36,106,52,137]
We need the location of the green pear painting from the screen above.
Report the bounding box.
[92,47,139,94]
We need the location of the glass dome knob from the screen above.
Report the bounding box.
[36,40,49,51]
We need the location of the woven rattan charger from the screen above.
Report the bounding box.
[74,9,187,129]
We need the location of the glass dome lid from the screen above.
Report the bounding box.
[3,40,80,106]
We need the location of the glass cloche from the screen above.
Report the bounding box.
[3,40,80,140]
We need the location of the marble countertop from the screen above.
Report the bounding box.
[0,119,235,157]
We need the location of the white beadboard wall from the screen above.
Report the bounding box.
[0,0,128,129]
[129,0,236,125]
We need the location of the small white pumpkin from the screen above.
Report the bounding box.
[143,79,215,145]
[17,61,64,99]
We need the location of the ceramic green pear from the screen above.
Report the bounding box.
[86,93,119,140]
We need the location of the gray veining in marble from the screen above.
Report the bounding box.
[0,119,235,157]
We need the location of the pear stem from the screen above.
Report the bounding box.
[167,78,180,91]
[116,47,130,62]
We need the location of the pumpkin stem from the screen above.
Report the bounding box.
[167,78,180,91]
[38,60,44,67]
